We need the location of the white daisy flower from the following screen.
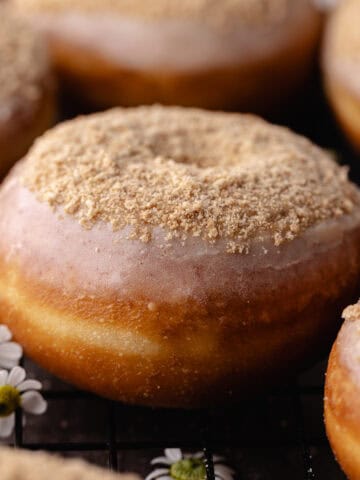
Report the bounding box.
[0,366,47,438]
[147,448,235,480]
[0,325,22,369]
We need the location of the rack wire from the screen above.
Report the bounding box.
[2,357,344,479]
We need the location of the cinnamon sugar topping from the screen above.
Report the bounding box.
[343,302,360,323]
[0,6,49,116]
[22,106,360,253]
[15,0,291,28]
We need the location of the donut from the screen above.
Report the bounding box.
[1,106,360,408]
[323,0,360,151]
[0,5,55,178]
[12,0,322,111]
[0,447,139,480]
[325,300,360,479]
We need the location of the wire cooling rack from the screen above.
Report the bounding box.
[1,358,344,479]
[1,74,356,479]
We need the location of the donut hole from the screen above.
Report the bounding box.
[127,116,282,169]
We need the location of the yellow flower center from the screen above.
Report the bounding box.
[170,459,207,480]
[0,385,21,417]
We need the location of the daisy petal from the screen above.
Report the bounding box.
[0,325,11,343]
[215,476,226,480]
[215,473,233,480]
[21,391,47,415]
[215,463,235,474]
[0,413,15,438]
[154,476,172,480]
[145,469,169,480]
[192,452,204,459]
[215,465,235,474]
[17,380,42,392]
[165,448,182,462]
[213,455,225,462]
[0,342,22,359]
[0,370,8,386]
[0,355,18,369]
[151,457,173,465]
[214,465,236,479]
[8,366,26,387]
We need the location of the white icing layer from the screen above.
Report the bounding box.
[27,1,319,72]
[1,170,360,304]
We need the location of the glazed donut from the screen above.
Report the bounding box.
[12,0,322,111]
[1,106,360,408]
[325,300,360,479]
[0,5,55,178]
[0,447,139,480]
[323,0,360,151]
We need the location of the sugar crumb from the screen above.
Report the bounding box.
[343,302,360,322]
[21,106,360,254]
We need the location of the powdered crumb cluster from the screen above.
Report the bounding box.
[0,6,49,116]
[343,302,360,323]
[22,106,360,253]
[15,0,290,28]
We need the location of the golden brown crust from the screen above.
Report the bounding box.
[13,0,321,110]
[325,343,360,479]
[1,231,360,407]
[322,0,360,151]
[0,447,140,480]
[323,74,360,152]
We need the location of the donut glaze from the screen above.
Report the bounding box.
[1,106,360,408]
[13,0,322,111]
[325,302,360,479]
[323,0,360,151]
[0,5,55,178]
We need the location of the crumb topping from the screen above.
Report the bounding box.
[21,106,360,253]
[0,6,49,114]
[327,0,360,62]
[1,447,138,480]
[343,302,360,323]
[15,0,291,28]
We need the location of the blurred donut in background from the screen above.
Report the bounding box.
[323,0,360,151]
[0,446,139,480]
[0,5,55,178]
[325,300,360,479]
[12,0,322,112]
